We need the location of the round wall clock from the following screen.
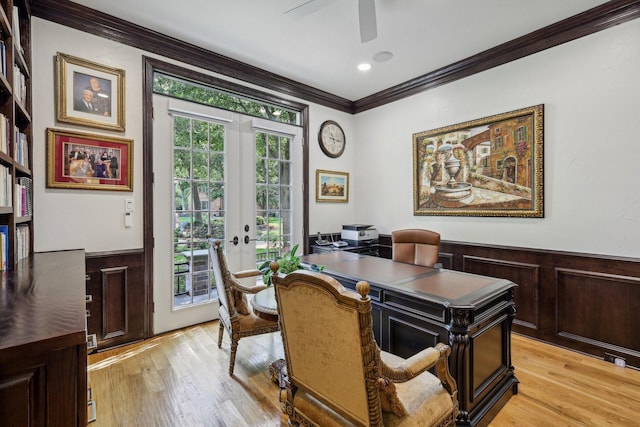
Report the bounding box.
[318,120,346,158]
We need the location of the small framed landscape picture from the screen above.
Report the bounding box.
[316,169,349,203]
[56,52,126,131]
[46,128,133,191]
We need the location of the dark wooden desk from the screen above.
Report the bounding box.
[0,250,88,426]
[300,251,518,427]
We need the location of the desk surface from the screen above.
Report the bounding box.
[300,251,515,307]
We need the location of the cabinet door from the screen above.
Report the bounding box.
[86,251,146,350]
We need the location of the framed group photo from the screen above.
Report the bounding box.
[56,52,126,131]
[316,169,349,203]
[47,128,133,191]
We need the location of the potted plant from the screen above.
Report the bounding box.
[258,244,324,285]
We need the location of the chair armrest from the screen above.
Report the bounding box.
[234,269,262,279]
[228,274,268,294]
[381,343,457,396]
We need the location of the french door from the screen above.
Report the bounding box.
[152,96,302,334]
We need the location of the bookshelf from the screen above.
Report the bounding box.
[0,0,31,270]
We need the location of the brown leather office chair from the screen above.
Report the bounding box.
[272,267,458,426]
[392,229,441,267]
[208,239,279,375]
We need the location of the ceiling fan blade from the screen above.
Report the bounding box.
[284,0,338,18]
[358,0,377,43]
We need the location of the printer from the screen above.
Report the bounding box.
[341,224,379,245]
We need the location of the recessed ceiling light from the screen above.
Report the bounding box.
[373,51,394,63]
[358,63,372,71]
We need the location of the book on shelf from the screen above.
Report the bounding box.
[13,65,26,106]
[0,113,8,155]
[16,224,29,261]
[0,40,6,77]
[14,130,28,168]
[0,165,11,207]
[16,177,32,216]
[0,224,7,270]
[12,6,23,55]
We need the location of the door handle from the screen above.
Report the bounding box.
[230,236,239,245]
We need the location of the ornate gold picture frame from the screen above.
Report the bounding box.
[316,169,349,203]
[47,128,133,191]
[56,52,125,131]
[413,104,543,217]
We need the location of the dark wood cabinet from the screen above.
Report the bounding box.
[0,250,87,426]
[85,249,146,351]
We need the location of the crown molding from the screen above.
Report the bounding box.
[32,0,640,114]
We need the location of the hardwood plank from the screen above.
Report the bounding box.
[87,323,640,426]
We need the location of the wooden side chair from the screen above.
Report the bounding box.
[272,267,458,426]
[392,228,441,267]
[208,239,279,375]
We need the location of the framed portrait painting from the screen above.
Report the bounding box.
[316,169,349,203]
[47,128,133,191]
[56,52,126,131]
[413,104,543,217]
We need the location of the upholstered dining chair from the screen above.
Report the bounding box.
[392,228,441,268]
[208,239,280,375]
[271,266,459,427]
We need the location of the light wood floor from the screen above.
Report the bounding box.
[87,322,640,426]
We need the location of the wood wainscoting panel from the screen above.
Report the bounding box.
[555,268,640,360]
[438,239,640,369]
[102,267,128,340]
[86,249,146,351]
[462,255,540,332]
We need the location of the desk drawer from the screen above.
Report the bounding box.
[384,291,447,323]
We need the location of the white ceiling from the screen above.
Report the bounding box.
[68,0,609,101]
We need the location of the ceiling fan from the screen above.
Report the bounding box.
[284,0,378,43]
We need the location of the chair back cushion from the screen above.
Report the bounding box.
[209,240,233,314]
[392,229,441,267]
[274,271,376,425]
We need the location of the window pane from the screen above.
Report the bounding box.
[280,162,290,185]
[192,152,209,179]
[210,123,225,151]
[268,185,280,209]
[209,183,224,212]
[173,149,191,179]
[192,120,209,150]
[173,116,191,148]
[210,153,224,181]
[256,159,267,184]
[281,186,291,210]
[154,73,301,125]
[256,133,266,157]
[268,160,279,184]
[280,137,290,160]
[256,185,267,210]
[268,135,278,158]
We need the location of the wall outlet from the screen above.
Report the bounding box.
[605,353,626,368]
[614,357,626,368]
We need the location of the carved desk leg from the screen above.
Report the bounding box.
[451,308,472,424]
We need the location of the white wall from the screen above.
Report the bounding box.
[32,17,640,258]
[33,19,145,252]
[353,19,640,258]
[31,18,357,253]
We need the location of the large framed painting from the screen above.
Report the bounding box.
[413,104,543,217]
[47,128,133,191]
[56,52,126,131]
